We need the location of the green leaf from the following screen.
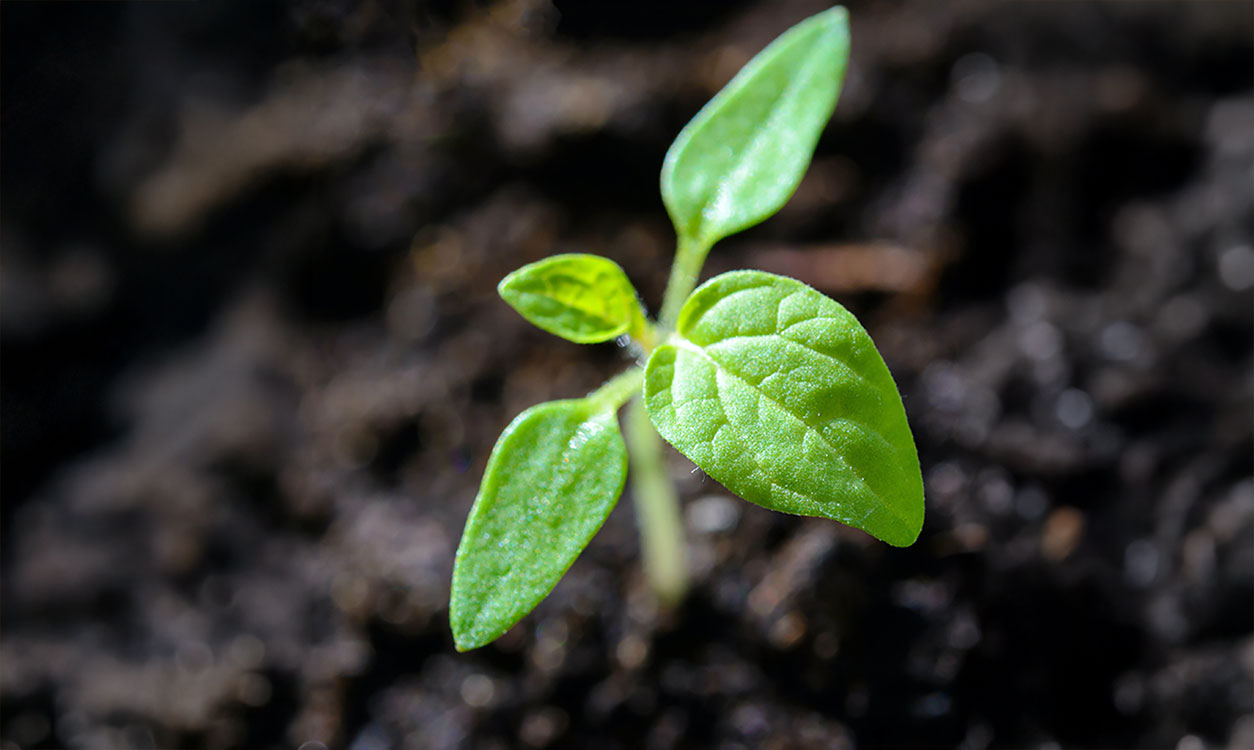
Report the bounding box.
[450,398,627,651]
[643,270,924,546]
[661,7,850,249]
[499,253,646,344]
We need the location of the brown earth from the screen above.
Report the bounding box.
[2,1,1252,748]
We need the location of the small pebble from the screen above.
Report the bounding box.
[686,494,740,534]
[460,674,495,708]
[1124,539,1159,588]
[1218,245,1254,290]
[1055,388,1094,429]
[952,53,1001,104]
[1041,507,1084,561]
[1099,322,1144,361]
[1020,321,1062,361]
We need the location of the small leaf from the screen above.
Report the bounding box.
[450,398,627,651]
[661,7,850,249]
[499,253,645,344]
[643,270,924,546]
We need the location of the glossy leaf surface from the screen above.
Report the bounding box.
[643,270,924,546]
[661,7,849,249]
[499,254,644,344]
[451,398,627,651]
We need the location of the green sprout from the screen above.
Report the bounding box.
[450,6,924,652]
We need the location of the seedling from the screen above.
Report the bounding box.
[450,7,924,652]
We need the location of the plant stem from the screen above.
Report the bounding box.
[624,396,687,606]
[623,232,712,604]
[658,235,712,330]
[588,368,645,413]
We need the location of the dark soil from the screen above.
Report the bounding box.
[3,1,1252,749]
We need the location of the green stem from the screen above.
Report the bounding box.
[588,368,645,413]
[624,396,687,606]
[658,235,712,330]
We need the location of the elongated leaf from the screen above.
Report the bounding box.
[661,7,849,249]
[643,270,923,546]
[499,253,645,344]
[450,398,627,651]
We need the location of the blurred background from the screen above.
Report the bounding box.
[2,1,1252,748]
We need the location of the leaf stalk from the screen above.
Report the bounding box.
[588,367,645,413]
[658,235,712,330]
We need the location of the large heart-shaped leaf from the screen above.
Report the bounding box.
[661,7,849,249]
[499,253,645,344]
[450,398,627,651]
[643,270,924,546]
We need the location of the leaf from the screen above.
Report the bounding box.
[450,398,627,651]
[643,270,924,546]
[661,7,850,249]
[499,253,645,344]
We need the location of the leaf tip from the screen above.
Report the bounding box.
[806,6,851,66]
[450,610,487,652]
[878,500,924,548]
[448,583,489,652]
[496,272,520,304]
[885,522,923,548]
[809,5,849,35]
[820,4,849,23]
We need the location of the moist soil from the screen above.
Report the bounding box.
[2,1,1252,749]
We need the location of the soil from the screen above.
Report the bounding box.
[2,1,1251,749]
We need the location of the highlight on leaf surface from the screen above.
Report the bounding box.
[498,253,646,344]
[643,270,924,546]
[450,398,628,651]
[661,6,850,250]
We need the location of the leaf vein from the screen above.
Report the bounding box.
[673,340,904,524]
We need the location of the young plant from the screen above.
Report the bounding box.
[450,6,924,652]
